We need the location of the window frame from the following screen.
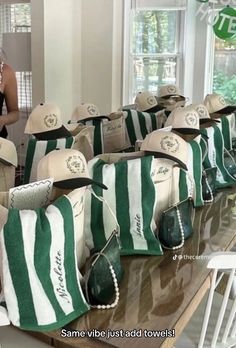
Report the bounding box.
[122,1,185,105]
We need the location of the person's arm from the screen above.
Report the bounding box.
[0,64,19,128]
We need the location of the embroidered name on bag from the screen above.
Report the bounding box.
[134,214,144,238]
[54,250,71,304]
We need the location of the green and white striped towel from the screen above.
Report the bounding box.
[24,137,74,184]
[124,110,165,147]
[85,155,163,256]
[200,124,236,189]
[0,195,89,331]
[217,114,233,151]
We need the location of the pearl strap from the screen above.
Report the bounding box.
[203,172,214,204]
[85,251,120,310]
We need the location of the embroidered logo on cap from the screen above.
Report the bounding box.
[185,112,198,126]
[147,96,156,106]
[167,86,177,94]
[196,106,207,118]
[87,105,99,116]
[66,155,86,174]
[219,96,226,106]
[44,114,58,128]
[160,135,180,153]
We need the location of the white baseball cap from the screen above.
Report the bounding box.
[140,130,188,170]
[0,137,17,167]
[191,103,220,125]
[25,103,71,140]
[71,103,109,122]
[164,106,201,135]
[158,84,185,99]
[37,149,107,190]
[135,91,163,113]
[203,93,236,115]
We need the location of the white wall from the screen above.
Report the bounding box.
[80,0,123,114]
[31,0,81,122]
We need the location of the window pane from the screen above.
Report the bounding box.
[132,10,177,54]
[132,56,177,100]
[213,37,236,104]
[128,9,180,102]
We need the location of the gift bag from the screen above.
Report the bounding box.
[85,155,163,256]
[0,195,89,331]
[69,124,94,161]
[84,230,123,308]
[102,115,126,153]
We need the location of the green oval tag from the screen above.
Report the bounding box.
[213,6,236,40]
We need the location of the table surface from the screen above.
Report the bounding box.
[43,189,236,348]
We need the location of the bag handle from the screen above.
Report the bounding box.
[202,170,214,203]
[88,187,120,238]
[84,250,120,310]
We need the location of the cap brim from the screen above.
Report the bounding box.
[214,105,236,115]
[144,104,165,113]
[34,125,71,140]
[80,115,110,122]
[200,118,220,124]
[0,158,13,166]
[144,151,187,170]
[172,128,201,135]
[159,94,185,100]
[53,177,108,190]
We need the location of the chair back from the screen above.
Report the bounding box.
[198,252,236,348]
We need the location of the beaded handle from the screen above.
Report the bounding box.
[84,251,120,310]
[203,172,214,204]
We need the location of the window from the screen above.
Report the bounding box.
[213,37,236,104]
[124,4,185,104]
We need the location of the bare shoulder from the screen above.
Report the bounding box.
[2,63,16,80]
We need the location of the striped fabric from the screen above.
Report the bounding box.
[217,114,233,151]
[200,124,236,189]
[124,110,165,147]
[0,195,89,331]
[78,119,104,155]
[23,137,74,184]
[178,139,203,207]
[85,156,163,256]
